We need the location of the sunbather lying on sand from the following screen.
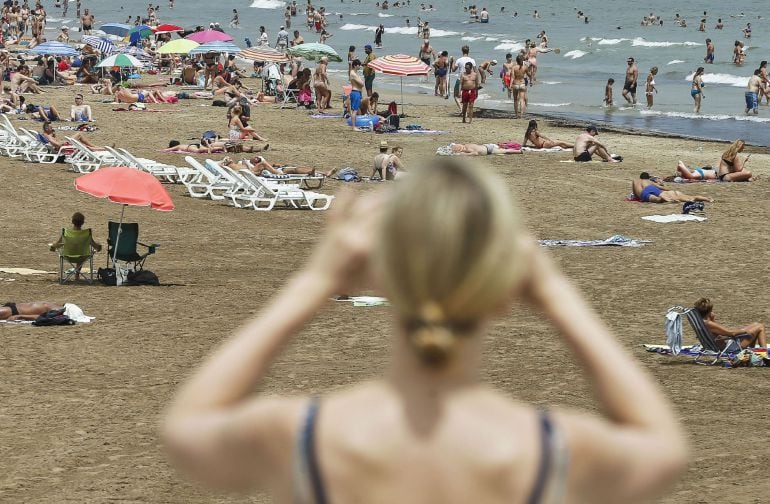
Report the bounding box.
[674,160,718,181]
[632,172,713,203]
[164,139,267,154]
[90,78,114,95]
[1,301,63,321]
[114,85,174,104]
[439,142,522,156]
[220,156,338,177]
[694,297,766,349]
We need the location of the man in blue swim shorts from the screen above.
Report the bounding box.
[746,69,761,115]
[632,172,712,203]
[348,59,365,130]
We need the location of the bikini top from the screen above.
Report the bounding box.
[292,398,569,504]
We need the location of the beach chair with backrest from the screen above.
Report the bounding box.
[65,136,119,173]
[19,128,70,163]
[55,228,97,284]
[237,169,334,211]
[107,222,159,271]
[180,156,237,199]
[116,148,197,184]
[243,158,325,189]
[0,117,38,157]
[682,308,749,365]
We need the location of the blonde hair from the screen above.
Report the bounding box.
[375,159,522,368]
[722,139,745,161]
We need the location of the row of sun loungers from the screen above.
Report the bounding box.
[0,114,334,212]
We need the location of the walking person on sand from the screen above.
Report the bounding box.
[460,61,478,123]
[622,57,638,104]
[645,67,658,109]
[691,66,705,113]
[162,159,688,504]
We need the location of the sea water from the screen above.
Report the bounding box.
[54,0,770,145]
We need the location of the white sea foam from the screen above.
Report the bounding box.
[477,93,492,100]
[530,102,571,107]
[632,37,702,47]
[484,37,499,42]
[462,36,483,41]
[340,23,457,37]
[494,40,524,52]
[685,72,749,87]
[667,59,685,65]
[540,81,563,85]
[250,0,286,9]
[377,13,393,18]
[640,110,770,123]
[597,38,629,45]
[563,50,587,59]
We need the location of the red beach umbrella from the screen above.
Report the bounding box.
[75,167,174,274]
[185,29,234,43]
[366,54,430,114]
[153,23,183,34]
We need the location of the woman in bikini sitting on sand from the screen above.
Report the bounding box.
[717,139,753,181]
[228,105,268,142]
[522,120,573,149]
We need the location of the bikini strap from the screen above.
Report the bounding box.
[527,410,569,504]
[296,397,328,504]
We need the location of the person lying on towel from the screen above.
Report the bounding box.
[631,172,713,203]
[1,302,63,321]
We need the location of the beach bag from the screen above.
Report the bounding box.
[32,308,74,326]
[127,269,160,286]
[387,114,400,129]
[212,99,228,107]
[387,101,398,117]
[201,130,218,140]
[97,267,117,286]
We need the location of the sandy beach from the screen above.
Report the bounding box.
[1,79,770,503]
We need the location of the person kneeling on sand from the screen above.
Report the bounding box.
[694,297,766,350]
[632,172,713,203]
[441,142,522,156]
[573,125,619,162]
[1,302,64,321]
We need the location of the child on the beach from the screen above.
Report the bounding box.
[604,78,615,106]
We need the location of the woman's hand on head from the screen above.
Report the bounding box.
[306,189,386,292]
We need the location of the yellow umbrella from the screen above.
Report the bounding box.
[157,38,199,54]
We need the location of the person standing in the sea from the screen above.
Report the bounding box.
[622,57,638,105]
[645,67,658,109]
[745,69,761,115]
[374,24,384,48]
[691,66,705,114]
[704,38,714,64]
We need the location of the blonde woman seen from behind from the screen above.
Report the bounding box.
[163,159,688,504]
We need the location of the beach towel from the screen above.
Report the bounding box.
[57,125,98,132]
[111,108,174,113]
[388,129,446,135]
[643,344,768,368]
[522,146,567,153]
[0,267,50,275]
[310,113,344,119]
[63,303,95,323]
[665,309,684,355]
[538,234,650,248]
[641,214,706,223]
[333,295,389,307]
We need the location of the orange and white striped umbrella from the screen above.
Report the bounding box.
[367,54,430,76]
[240,47,290,63]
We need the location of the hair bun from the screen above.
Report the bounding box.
[411,325,455,367]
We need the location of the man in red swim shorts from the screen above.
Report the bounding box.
[460,61,479,123]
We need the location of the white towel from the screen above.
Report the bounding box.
[63,303,95,323]
[521,146,566,152]
[641,214,706,223]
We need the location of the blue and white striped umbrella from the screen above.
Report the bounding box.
[81,35,114,56]
[189,41,241,55]
[29,41,79,57]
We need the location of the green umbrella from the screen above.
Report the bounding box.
[96,54,144,68]
[287,43,342,62]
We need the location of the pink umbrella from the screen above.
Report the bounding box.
[185,29,234,43]
[366,54,430,114]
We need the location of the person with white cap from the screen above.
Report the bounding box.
[276,26,289,51]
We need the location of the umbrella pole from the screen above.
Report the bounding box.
[400,77,404,117]
[112,205,125,281]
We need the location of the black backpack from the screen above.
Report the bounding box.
[127,270,160,286]
[97,267,117,286]
[33,309,74,326]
